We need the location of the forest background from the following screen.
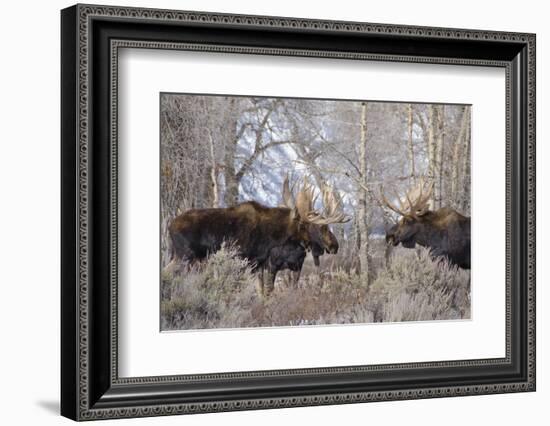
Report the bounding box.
[159,94,472,330]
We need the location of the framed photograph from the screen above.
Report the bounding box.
[61,4,536,421]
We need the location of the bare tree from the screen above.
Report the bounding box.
[451,105,470,210]
[427,105,437,208]
[222,97,246,206]
[407,103,416,185]
[222,98,303,206]
[160,93,471,275]
[435,105,446,208]
[460,106,471,213]
[206,129,220,208]
[357,102,371,284]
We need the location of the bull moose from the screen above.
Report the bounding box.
[280,177,347,282]
[167,178,348,296]
[381,178,471,269]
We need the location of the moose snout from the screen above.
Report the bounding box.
[324,233,339,254]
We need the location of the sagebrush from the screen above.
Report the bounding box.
[161,245,470,330]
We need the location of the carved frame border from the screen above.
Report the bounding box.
[61,3,536,421]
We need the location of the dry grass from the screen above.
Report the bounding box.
[161,245,470,331]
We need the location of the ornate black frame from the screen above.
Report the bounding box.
[61,4,536,421]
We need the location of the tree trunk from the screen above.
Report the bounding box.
[357,102,370,287]
[223,98,240,206]
[427,105,437,209]
[435,105,445,209]
[451,106,469,208]
[223,174,239,206]
[382,209,394,268]
[207,129,219,208]
[460,107,472,213]
[224,100,278,206]
[407,104,415,184]
[197,168,213,209]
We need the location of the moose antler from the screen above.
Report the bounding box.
[295,178,318,221]
[281,175,317,217]
[380,177,434,218]
[306,183,350,225]
[281,175,349,225]
[406,177,433,216]
[281,175,295,209]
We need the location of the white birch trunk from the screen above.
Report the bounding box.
[407,104,415,184]
[460,106,472,213]
[451,106,470,207]
[358,102,370,286]
[207,130,219,208]
[435,106,445,209]
[427,105,437,209]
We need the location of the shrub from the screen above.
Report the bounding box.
[160,245,470,330]
[161,243,259,330]
[368,247,470,322]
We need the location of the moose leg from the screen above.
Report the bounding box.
[288,270,301,288]
[262,269,276,297]
[255,270,265,298]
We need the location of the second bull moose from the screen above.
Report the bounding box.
[381,178,471,269]
[167,177,349,296]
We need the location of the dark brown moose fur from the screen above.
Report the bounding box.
[281,223,340,286]
[168,201,311,295]
[386,207,471,269]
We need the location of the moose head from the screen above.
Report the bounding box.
[381,177,435,248]
[281,176,349,266]
[380,177,471,269]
